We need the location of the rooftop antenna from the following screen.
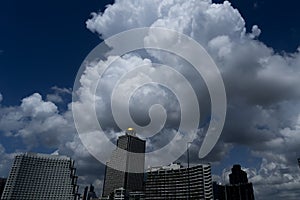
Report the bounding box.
[126,127,136,136]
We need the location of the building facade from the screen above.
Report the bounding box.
[102,128,146,198]
[145,163,213,199]
[1,153,78,200]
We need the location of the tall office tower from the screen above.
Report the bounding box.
[0,178,6,198]
[102,128,146,198]
[227,164,255,200]
[213,164,255,200]
[298,158,300,169]
[1,153,78,200]
[145,163,213,199]
[229,164,248,185]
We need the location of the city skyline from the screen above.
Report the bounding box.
[1,0,300,199]
[0,149,257,200]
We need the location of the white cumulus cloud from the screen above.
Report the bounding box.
[0,0,300,198]
[83,0,300,198]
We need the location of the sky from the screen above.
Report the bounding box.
[1,0,300,199]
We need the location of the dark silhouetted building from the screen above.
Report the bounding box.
[298,158,300,169]
[145,163,213,199]
[225,183,254,200]
[213,182,225,200]
[83,186,89,200]
[1,153,78,200]
[0,178,6,198]
[227,164,254,200]
[102,128,146,198]
[229,165,248,185]
[87,184,98,200]
[213,164,255,200]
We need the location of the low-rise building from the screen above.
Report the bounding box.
[145,163,213,199]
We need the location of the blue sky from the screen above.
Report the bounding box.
[1,0,300,199]
[0,0,299,105]
[0,0,113,105]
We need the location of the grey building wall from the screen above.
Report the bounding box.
[1,153,78,200]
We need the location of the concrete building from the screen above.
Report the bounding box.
[102,128,146,198]
[145,163,213,199]
[1,153,78,200]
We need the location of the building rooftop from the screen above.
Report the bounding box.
[19,152,71,160]
[147,162,211,172]
[125,127,137,136]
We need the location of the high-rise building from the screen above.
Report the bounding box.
[213,164,255,200]
[102,128,146,198]
[227,164,255,200]
[297,158,300,169]
[1,153,78,200]
[0,178,6,198]
[145,163,213,199]
[229,164,248,185]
